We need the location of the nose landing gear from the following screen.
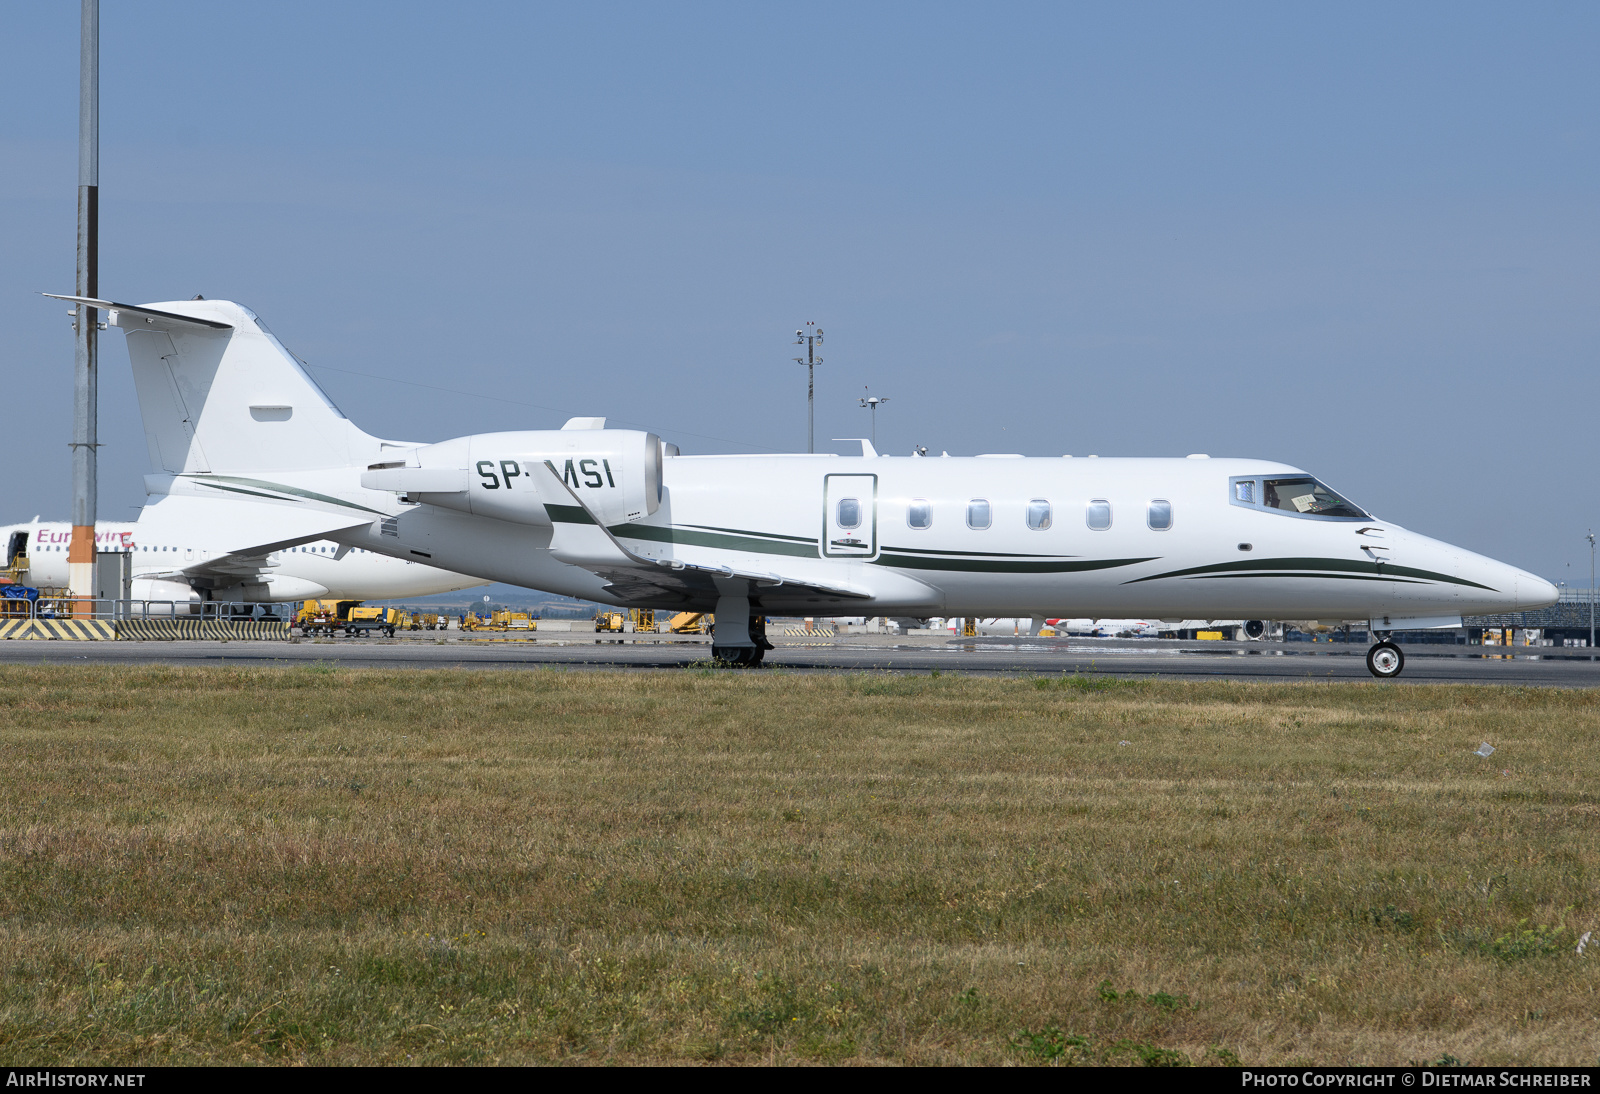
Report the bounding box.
[1366,638,1404,678]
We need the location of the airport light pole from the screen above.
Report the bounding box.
[1589,530,1595,654]
[69,0,100,609]
[858,388,889,449]
[793,323,822,454]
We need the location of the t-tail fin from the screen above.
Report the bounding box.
[47,295,377,474]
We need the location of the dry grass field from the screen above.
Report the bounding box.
[0,662,1597,1066]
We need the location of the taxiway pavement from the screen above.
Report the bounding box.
[0,634,1593,686]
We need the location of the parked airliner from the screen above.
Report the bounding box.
[53,292,1558,676]
[2,519,485,604]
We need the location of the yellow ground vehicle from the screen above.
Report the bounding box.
[597,609,657,633]
[344,605,402,637]
[293,601,408,637]
[294,599,362,637]
[462,610,531,632]
[668,612,710,634]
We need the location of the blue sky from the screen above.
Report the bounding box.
[4,2,1598,581]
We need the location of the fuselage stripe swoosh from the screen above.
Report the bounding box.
[608,524,820,558]
[193,481,302,503]
[880,546,1082,559]
[682,524,818,545]
[873,556,1157,574]
[1184,572,1428,585]
[546,504,597,525]
[182,475,388,516]
[1121,556,1496,591]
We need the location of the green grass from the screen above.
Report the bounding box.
[0,664,1597,1064]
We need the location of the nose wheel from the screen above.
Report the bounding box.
[1366,641,1404,678]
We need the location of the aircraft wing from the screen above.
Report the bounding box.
[530,462,872,607]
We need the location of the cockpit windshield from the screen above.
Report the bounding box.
[1261,477,1369,519]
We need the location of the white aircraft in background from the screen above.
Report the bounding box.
[54,292,1558,677]
[961,617,1271,638]
[2,519,485,604]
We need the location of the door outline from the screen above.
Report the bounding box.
[822,474,878,559]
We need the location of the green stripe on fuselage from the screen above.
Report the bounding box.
[681,524,817,545]
[879,545,1080,559]
[545,504,597,526]
[874,554,1157,574]
[1123,556,1495,591]
[615,524,819,557]
[539,511,820,557]
[179,474,387,516]
[193,480,302,503]
[1187,572,1427,585]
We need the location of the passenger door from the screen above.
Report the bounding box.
[823,474,877,559]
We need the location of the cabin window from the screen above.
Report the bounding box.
[1148,500,1172,530]
[836,498,861,530]
[966,499,991,530]
[907,499,932,529]
[1086,500,1111,530]
[1262,477,1369,519]
[1026,499,1052,531]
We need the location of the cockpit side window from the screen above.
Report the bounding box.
[1261,477,1369,520]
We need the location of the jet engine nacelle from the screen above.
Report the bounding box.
[361,428,664,529]
[131,577,203,607]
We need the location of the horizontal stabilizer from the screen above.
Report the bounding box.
[42,294,233,330]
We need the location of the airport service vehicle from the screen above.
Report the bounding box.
[56,293,1558,676]
[460,609,532,632]
[1,519,484,605]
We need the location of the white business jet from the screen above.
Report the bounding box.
[1,519,484,605]
[52,293,1556,676]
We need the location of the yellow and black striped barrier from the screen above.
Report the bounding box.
[115,619,290,641]
[0,618,117,640]
[0,618,288,641]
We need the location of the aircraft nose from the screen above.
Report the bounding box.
[1518,572,1559,610]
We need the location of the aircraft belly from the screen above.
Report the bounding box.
[923,564,1414,619]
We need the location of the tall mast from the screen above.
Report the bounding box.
[69,0,100,604]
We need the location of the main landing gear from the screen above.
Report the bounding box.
[1366,635,1405,679]
[709,599,773,667]
[712,644,764,667]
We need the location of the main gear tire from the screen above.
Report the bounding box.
[712,645,761,667]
